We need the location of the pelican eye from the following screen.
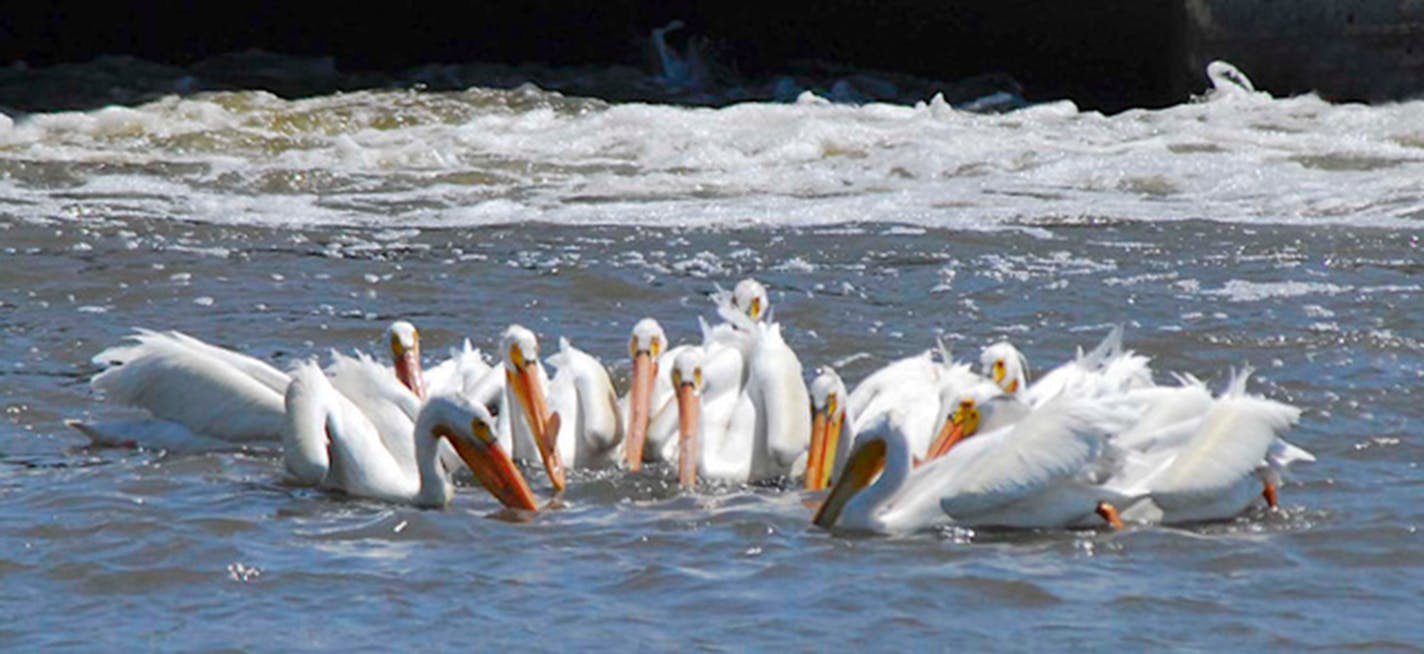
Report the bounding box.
[749,297,762,319]
[390,332,403,354]
[651,336,662,358]
[471,419,497,445]
[509,344,525,368]
[953,399,975,423]
[672,368,683,387]
[629,335,638,358]
[826,394,838,418]
[694,368,703,388]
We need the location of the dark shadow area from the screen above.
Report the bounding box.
[0,1,1186,114]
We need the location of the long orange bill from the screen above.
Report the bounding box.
[438,426,539,511]
[508,363,565,492]
[394,347,427,399]
[812,438,887,529]
[676,382,699,489]
[925,419,967,462]
[805,408,829,491]
[624,351,655,471]
[806,407,842,491]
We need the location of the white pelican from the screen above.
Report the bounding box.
[1040,325,1155,402]
[70,329,289,446]
[72,321,481,452]
[805,367,849,491]
[621,318,692,469]
[728,278,770,323]
[1109,367,1312,524]
[672,311,811,487]
[981,326,1155,407]
[425,336,504,410]
[282,361,537,509]
[844,344,995,466]
[812,397,1139,534]
[671,347,753,486]
[545,336,624,469]
[497,325,565,491]
[980,341,1029,394]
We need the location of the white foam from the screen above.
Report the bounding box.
[1207,280,1354,302]
[2,77,1423,231]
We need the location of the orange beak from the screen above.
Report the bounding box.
[812,438,886,529]
[438,424,539,511]
[507,362,565,492]
[675,381,700,489]
[625,351,655,471]
[394,345,426,399]
[805,405,843,491]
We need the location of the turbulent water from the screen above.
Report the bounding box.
[2,57,1422,650]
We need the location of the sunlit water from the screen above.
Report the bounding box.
[1,58,1422,650]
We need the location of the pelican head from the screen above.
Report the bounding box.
[500,324,565,491]
[419,397,538,510]
[732,278,769,322]
[387,320,426,398]
[624,318,667,470]
[981,341,1028,394]
[925,388,1030,461]
[671,348,705,488]
[805,367,848,491]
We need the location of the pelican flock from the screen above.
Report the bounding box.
[69,277,1314,536]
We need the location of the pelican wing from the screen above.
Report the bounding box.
[1130,393,1300,503]
[325,350,420,473]
[747,323,811,474]
[90,329,286,442]
[426,339,493,399]
[932,398,1114,517]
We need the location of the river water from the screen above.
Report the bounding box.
[1,57,1422,650]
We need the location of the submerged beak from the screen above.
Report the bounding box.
[805,405,843,491]
[625,351,655,471]
[508,362,565,492]
[394,346,426,399]
[812,438,887,530]
[676,381,700,489]
[439,424,539,511]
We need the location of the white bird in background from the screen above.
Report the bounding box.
[728,278,770,324]
[424,335,504,411]
[282,361,537,509]
[812,397,1141,535]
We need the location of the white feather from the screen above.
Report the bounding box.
[88,329,287,443]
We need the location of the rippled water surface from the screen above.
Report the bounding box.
[2,59,1423,650]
